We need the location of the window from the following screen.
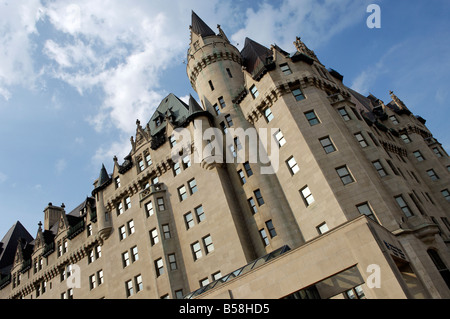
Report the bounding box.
[274,129,286,147]
[259,229,269,246]
[264,108,274,122]
[168,254,177,271]
[225,114,233,127]
[169,135,177,148]
[213,104,221,115]
[280,63,292,75]
[266,220,277,238]
[162,224,171,239]
[254,189,264,206]
[87,224,92,237]
[244,162,253,177]
[117,202,123,216]
[200,278,210,287]
[155,258,164,276]
[131,246,139,262]
[97,270,104,286]
[175,290,184,299]
[427,249,450,289]
[135,275,143,293]
[357,203,377,222]
[173,162,181,176]
[208,80,214,91]
[338,107,351,121]
[127,220,135,235]
[145,201,154,217]
[184,212,194,230]
[389,115,399,124]
[427,169,439,181]
[354,132,368,147]
[182,156,191,169]
[218,96,226,108]
[413,150,425,162]
[220,121,227,134]
[250,85,259,98]
[238,170,246,184]
[300,186,315,207]
[125,196,131,210]
[178,185,187,201]
[138,158,145,172]
[191,242,202,261]
[319,137,336,154]
[122,251,130,268]
[395,195,414,217]
[292,88,305,101]
[336,166,354,185]
[119,226,127,241]
[226,68,233,78]
[345,285,366,299]
[157,197,165,211]
[248,198,258,214]
[195,205,205,223]
[203,235,214,254]
[400,133,411,144]
[125,280,133,297]
[305,110,320,126]
[188,178,198,194]
[372,160,387,177]
[433,147,443,157]
[115,176,121,188]
[150,228,159,245]
[317,222,329,235]
[145,152,152,166]
[441,189,450,201]
[286,156,300,175]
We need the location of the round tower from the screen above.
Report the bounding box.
[92,164,112,241]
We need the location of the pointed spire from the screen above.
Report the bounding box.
[98,164,110,187]
[190,11,215,37]
[188,94,204,115]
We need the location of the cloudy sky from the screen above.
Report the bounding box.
[0,0,449,237]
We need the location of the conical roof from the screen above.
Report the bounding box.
[191,11,215,37]
[241,37,273,79]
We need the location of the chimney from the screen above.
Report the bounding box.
[43,202,65,231]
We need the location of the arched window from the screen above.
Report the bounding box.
[427,249,450,289]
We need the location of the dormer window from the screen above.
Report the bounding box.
[155,117,161,127]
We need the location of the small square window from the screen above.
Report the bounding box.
[254,189,264,206]
[178,185,188,201]
[413,151,425,162]
[300,186,315,207]
[305,111,320,126]
[274,129,286,147]
[292,88,305,101]
[338,107,351,121]
[286,156,299,175]
[441,189,450,201]
[372,160,387,177]
[319,137,336,154]
[336,166,355,185]
[280,63,292,75]
[427,169,439,181]
[317,222,329,235]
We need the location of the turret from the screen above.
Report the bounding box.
[92,164,112,241]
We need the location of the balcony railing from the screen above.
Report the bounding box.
[67,220,85,240]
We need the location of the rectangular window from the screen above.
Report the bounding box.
[427,169,439,181]
[122,251,130,268]
[338,107,351,121]
[178,185,188,201]
[400,133,411,144]
[97,270,104,286]
[220,121,227,134]
[226,68,233,78]
[157,197,165,211]
[250,85,259,98]
[355,132,368,147]
[389,115,399,124]
[259,229,269,246]
[125,280,133,297]
[182,155,191,169]
[225,114,233,127]
[372,160,387,177]
[305,110,320,126]
[135,275,143,293]
[150,228,159,246]
[195,205,205,223]
[395,195,414,217]
[89,274,96,290]
[336,166,355,185]
[317,222,329,235]
[145,201,154,217]
[131,246,139,262]
[254,189,264,206]
[127,220,135,235]
[433,147,443,157]
[169,135,177,148]
[168,254,177,271]
[213,104,221,115]
[145,152,152,166]
[357,203,377,222]
[266,220,277,238]
[244,162,253,177]
[125,196,131,210]
[203,235,214,254]
[286,156,300,175]
[300,186,315,207]
[248,198,258,214]
[218,96,226,108]
[155,258,164,276]
[274,129,286,147]
[413,150,425,162]
[238,170,246,184]
[208,80,214,91]
[292,88,305,101]
[319,136,336,154]
[280,63,292,75]
[184,212,195,230]
[188,178,198,194]
[441,189,450,201]
[173,162,181,176]
[115,176,121,188]
[117,202,123,216]
[264,108,274,122]
[200,278,210,287]
[119,226,127,241]
[191,242,202,261]
[162,224,171,239]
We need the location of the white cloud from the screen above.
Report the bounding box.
[92,136,131,172]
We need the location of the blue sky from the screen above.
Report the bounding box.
[0,0,449,238]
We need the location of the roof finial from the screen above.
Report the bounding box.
[294,36,318,61]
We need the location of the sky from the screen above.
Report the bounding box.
[0,0,449,238]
